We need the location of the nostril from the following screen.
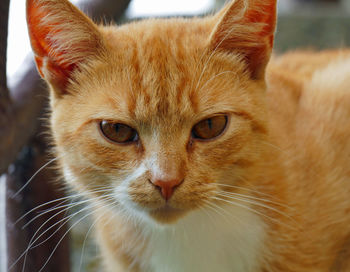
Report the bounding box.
[148,179,161,191]
[149,178,184,201]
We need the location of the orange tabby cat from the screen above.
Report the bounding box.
[26,0,350,271]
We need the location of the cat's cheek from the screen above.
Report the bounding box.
[108,164,155,211]
[63,165,76,183]
[61,164,92,193]
[60,163,97,192]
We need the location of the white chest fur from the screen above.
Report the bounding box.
[138,204,267,272]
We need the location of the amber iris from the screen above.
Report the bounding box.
[192,115,228,140]
[100,121,138,143]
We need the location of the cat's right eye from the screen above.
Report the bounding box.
[100,121,138,144]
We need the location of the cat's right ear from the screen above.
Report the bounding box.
[27,0,106,96]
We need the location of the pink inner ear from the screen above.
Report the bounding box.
[210,0,277,79]
[245,1,276,41]
[34,55,75,91]
[246,0,276,37]
[27,0,82,92]
[27,0,58,60]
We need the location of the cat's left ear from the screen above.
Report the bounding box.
[27,0,107,96]
[209,0,277,80]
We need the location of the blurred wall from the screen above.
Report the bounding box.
[276,0,350,52]
[275,15,350,52]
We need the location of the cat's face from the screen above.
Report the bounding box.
[27,0,276,224]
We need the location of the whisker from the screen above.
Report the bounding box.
[12,156,60,198]
[15,197,71,226]
[199,70,237,92]
[18,194,117,272]
[28,193,115,248]
[32,192,114,248]
[260,140,288,155]
[193,21,244,94]
[37,199,118,272]
[198,204,217,226]
[216,191,296,224]
[16,186,114,225]
[217,190,292,210]
[214,182,289,207]
[201,198,234,224]
[12,204,93,272]
[202,197,246,226]
[22,197,81,230]
[22,198,91,230]
[32,195,116,252]
[13,190,112,272]
[78,203,116,272]
[211,196,299,231]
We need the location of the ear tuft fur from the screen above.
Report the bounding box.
[210,0,277,79]
[27,0,106,94]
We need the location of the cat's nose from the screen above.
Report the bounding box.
[151,178,184,201]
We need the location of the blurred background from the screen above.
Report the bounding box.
[7,0,350,86]
[2,0,350,271]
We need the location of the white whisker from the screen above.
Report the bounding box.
[199,70,237,92]
[36,202,115,272]
[22,199,86,229]
[17,204,93,272]
[216,191,296,224]
[12,156,60,198]
[211,196,299,231]
[78,204,116,272]
[16,186,114,225]
[217,189,292,210]
[214,182,289,207]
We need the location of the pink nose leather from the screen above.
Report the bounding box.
[152,179,183,201]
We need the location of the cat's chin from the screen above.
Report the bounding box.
[148,205,187,224]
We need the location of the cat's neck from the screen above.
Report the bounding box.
[97,200,269,272]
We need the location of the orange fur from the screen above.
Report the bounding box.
[26,0,350,271]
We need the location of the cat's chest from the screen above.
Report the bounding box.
[139,205,267,272]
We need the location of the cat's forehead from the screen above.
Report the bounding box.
[69,18,248,130]
[103,18,212,53]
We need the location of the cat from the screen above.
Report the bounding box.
[26,0,350,271]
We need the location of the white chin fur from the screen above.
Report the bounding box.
[139,203,267,272]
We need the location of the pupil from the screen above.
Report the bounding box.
[207,118,212,129]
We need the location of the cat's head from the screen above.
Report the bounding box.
[27,0,277,224]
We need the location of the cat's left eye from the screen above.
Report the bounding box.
[192,115,228,140]
[100,121,138,144]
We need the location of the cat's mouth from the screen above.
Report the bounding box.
[148,205,187,224]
